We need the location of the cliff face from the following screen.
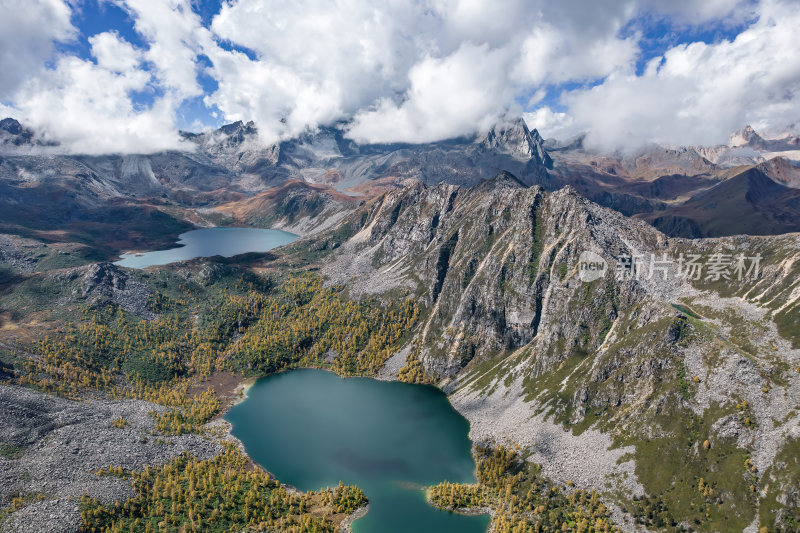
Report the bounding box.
[314,174,800,530]
[321,172,670,374]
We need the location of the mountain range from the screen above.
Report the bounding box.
[1,115,799,531]
[294,170,800,530]
[1,117,799,256]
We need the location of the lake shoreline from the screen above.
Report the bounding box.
[340,504,370,533]
[231,378,256,406]
[214,370,371,532]
[114,226,298,268]
[424,489,494,518]
[223,367,488,533]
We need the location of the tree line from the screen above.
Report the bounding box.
[429,445,619,533]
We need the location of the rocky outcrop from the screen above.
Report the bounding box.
[79,263,155,319]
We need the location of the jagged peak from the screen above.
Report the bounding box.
[729,124,766,148]
[473,170,527,192]
[479,118,529,144]
[180,120,258,140]
[217,120,257,136]
[528,126,545,144]
[0,117,39,147]
[379,172,529,207]
[477,117,553,167]
[1,117,24,135]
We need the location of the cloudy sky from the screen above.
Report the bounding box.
[0,0,797,154]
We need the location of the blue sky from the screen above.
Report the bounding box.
[1,0,796,153]
[53,0,220,129]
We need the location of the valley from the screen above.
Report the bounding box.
[0,117,799,533]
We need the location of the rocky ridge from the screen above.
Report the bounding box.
[313,173,800,530]
[78,263,156,319]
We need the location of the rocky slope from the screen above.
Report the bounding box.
[547,127,800,238]
[215,179,361,237]
[640,157,800,237]
[311,174,800,531]
[0,385,221,533]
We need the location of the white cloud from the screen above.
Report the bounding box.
[1,0,207,154]
[545,0,800,151]
[12,56,187,154]
[0,0,75,98]
[641,0,753,25]
[346,43,515,144]
[0,0,797,153]
[205,0,641,145]
[89,32,141,72]
[116,0,209,99]
[523,108,576,140]
[201,47,344,143]
[206,0,433,144]
[514,26,638,86]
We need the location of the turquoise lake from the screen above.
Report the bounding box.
[114,227,298,268]
[225,369,490,533]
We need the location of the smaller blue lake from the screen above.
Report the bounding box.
[114,227,298,268]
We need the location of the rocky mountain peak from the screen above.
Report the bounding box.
[729,124,766,148]
[211,120,259,148]
[1,117,24,135]
[218,120,257,138]
[176,119,281,170]
[179,120,260,148]
[0,117,35,146]
[755,156,800,188]
[477,118,553,168]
